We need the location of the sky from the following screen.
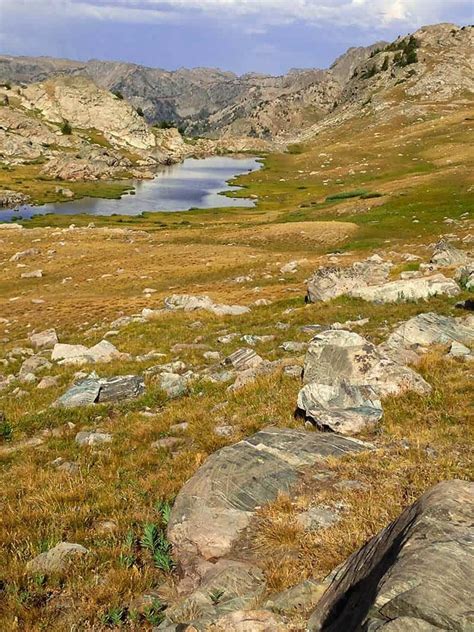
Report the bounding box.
[0,0,472,75]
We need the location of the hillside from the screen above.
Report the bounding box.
[0,22,473,632]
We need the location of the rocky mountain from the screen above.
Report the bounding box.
[0,41,385,139]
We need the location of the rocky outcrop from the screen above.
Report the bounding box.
[386,312,474,352]
[167,428,369,581]
[55,374,145,408]
[348,274,460,303]
[306,256,392,303]
[308,480,474,631]
[431,239,471,267]
[297,330,430,434]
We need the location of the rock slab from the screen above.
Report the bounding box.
[308,480,474,631]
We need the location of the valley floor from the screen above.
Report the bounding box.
[0,104,472,630]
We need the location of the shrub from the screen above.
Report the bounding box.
[112,90,124,100]
[382,56,390,71]
[60,120,72,135]
[326,189,368,201]
[0,415,12,441]
[136,106,144,117]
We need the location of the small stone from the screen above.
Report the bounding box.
[75,430,112,446]
[26,542,88,574]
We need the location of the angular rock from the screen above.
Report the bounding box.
[164,294,250,316]
[306,256,391,303]
[308,480,474,632]
[386,312,474,351]
[21,269,43,278]
[26,542,88,574]
[297,380,383,434]
[280,341,308,352]
[158,372,191,398]
[51,340,126,365]
[222,348,264,371]
[9,248,39,262]
[448,341,471,357]
[348,274,459,303]
[55,374,145,408]
[19,355,52,379]
[430,239,471,266]
[168,428,369,572]
[29,328,58,350]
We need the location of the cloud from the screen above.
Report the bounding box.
[1,0,471,29]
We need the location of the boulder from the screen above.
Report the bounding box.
[306,256,392,303]
[55,374,145,408]
[164,294,250,316]
[348,274,459,303]
[448,341,471,358]
[308,480,474,631]
[9,248,39,262]
[301,330,430,397]
[29,328,58,350]
[386,312,474,351]
[222,348,264,371]
[430,239,471,266]
[26,542,88,574]
[21,269,43,278]
[158,372,191,398]
[51,340,126,365]
[167,428,370,578]
[18,355,52,379]
[297,380,383,434]
[264,579,326,614]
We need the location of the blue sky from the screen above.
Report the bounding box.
[0,0,472,74]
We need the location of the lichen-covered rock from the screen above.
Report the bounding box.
[29,328,58,350]
[386,312,474,351]
[348,273,460,303]
[55,374,145,408]
[430,239,471,267]
[308,480,474,631]
[164,294,250,316]
[306,256,392,303]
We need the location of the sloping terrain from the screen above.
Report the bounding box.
[0,22,473,632]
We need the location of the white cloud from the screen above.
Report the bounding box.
[0,0,470,29]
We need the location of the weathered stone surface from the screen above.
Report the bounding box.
[168,428,369,568]
[51,340,126,365]
[19,355,52,379]
[164,294,250,316]
[306,256,391,303]
[158,372,192,398]
[430,239,471,267]
[26,542,88,574]
[29,328,58,350]
[302,330,430,397]
[264,579,326,614]
[55,374,145,408]
[386,312,474,351]
[297,380,383,434]
[9,248,39,262]
[448,341,471,358]
[296,506,341,531]
[209,609,286,631]
[348,274,460,303]
[308,480,474,632]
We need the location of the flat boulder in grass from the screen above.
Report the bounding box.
[167,428,370,573]
[348,273,460,303]
[51,340,128,365]
[164,294,250,316]
[308,480,474,632]
[55,374,145,408]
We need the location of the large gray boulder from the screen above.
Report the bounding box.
[386,312,474,351]
[306,256,392,303]
[168,428,369,577]
[348,274,460,303]
[51,340,128,365]
[308,480,474,631]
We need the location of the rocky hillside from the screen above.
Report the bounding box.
[0,42,384,138]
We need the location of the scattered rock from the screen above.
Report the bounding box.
[222,348,264,371]
[26,542,88,574]
[308,480,474,632]
[151,436,183,450]
[21,269,43,279]
[264,579,326,614]
[280,341,308,352]
[448,340,471,358]
[51,340,128,365]
[296,505,341,531]
[9,248,39,262]
[29,328,58,350]
[280,260,299,274]
[75,430,112,446]
[386,312,474,351]
[158,372,192,398]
